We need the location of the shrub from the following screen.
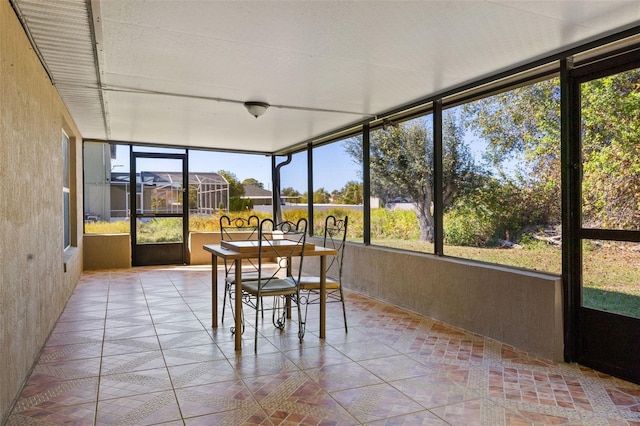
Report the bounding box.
[443,207,492,246]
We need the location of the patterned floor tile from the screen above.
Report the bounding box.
[429,397,531,425]
[283,345,352,370]
[331,339,401,361]
[365,411,450,425]
[100,350,167,375]
[230,351,301,378]
[162,343,227,366]
[98,368,172,400]
[169,359,239,388]
[175,380,256,418]
[390,372,479,409]
[359,354,435,382]
[157,330,214,349]
[331,383,426,423]
[29,357,102,382]
[11,377,99,422]
[6,401,96,425]
[96,391,181,425]
[39,342,103,363]
[52,318,106,332]
[306,361,383,392]
[245,371,359,425]
[101,336,161,356]
[104,324,158,340]
[7,266,640,426]
[45,329,105,346]
[183,408,271,425]
[153,320,208,335]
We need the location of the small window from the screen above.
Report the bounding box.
[62,131,70,250]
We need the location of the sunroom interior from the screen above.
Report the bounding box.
[3,0,640,423]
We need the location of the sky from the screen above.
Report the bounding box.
[114,142,361,193]
[111,114,511,195]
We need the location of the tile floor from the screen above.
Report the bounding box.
[5,265,640,425]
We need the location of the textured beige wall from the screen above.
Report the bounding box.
[84,234,131,270]
[304,238,563,361]
[0,3,84,422]
[189,232,222,265]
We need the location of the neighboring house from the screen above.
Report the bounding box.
[242,184,301,206]
[241,184,273,206]
[108,171,229,218]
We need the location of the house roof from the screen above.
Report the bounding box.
[11,0,640,154]
[111,172,228,186]
[242,184,273,199]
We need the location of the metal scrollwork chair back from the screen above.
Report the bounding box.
[298,215,348,333]
[219,215,260,325]
[239,218,308,351]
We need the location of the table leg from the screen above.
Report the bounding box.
[320,255,327,339]
[212,254,218,328]
[234,259,242,351]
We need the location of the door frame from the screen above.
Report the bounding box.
[565,49,640,383]
[130,151,189,266]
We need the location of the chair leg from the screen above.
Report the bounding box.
[228,287,245,335]
[254,295,260,352]
[339,286,348,333]
[221,282,229,323]
[272,296,286,330]
[297,295,305,343]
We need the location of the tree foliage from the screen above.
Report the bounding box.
[463,70,640,234]
[580,69,640,229]
[346,115,478,241]
[242,177,264,188]
[461,78,561,231]
[313,188,331,204]
[217,170,245,197]
[337,181,364,204]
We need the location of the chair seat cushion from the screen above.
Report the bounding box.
[298,276,340,290]
[242,277,298,295]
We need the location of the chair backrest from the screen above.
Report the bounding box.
[219,215,260,242]
[323,215,348,279]
[257,218,308,288]
[219,215,260,272]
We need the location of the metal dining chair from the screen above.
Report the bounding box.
[298,215,348,332]
[239,218,308,351]
[219,215,260,326]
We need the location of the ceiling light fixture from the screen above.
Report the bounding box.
[244,101,270,118]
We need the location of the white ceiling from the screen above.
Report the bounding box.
[12,0,640,154]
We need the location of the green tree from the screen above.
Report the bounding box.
[313,188,331,204]
[217,170,245,211]
[580,69,640,229]
[463,71,640,232]
[217,170,245,197]
[461,78,561,228]
[242,177,264,188]
[346,115,477,241]
[340,181,363,204]
[281,187,300,197]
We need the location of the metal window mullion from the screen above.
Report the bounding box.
[183,150,189,264]
[433,100,444,256]
[307,143,313,236]
[561,57,580,363]
[363,123,371,245]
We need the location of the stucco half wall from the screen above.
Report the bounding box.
[302,238,564,362]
